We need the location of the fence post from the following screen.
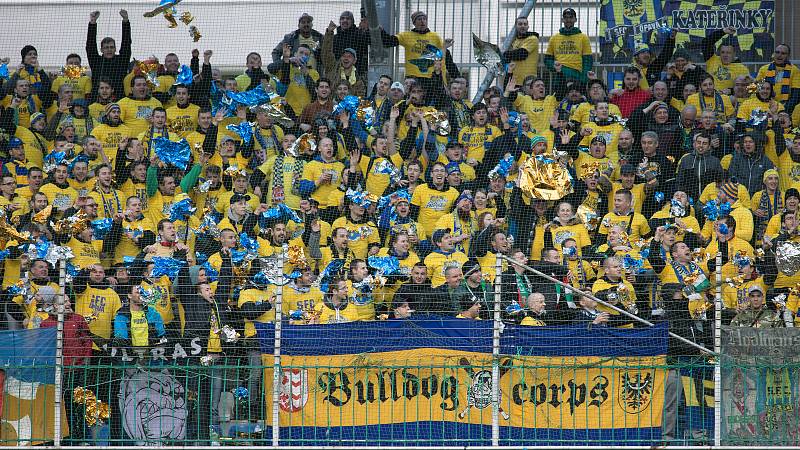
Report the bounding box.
[271,256,284,446]
[491,253,502,447]
[471,0,539,104]
[53,258,66,447]
[713,252,722,446]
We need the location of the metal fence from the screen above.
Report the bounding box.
[0,254,725,447]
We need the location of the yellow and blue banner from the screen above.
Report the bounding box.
[257,318,669,445]
[599,0,775,64]
[0,328,68,446]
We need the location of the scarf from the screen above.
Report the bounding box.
[698,92,726,123]
[96,186,121,218]
[142,125,169,158]
[270,153,305,201]
[764,63,793,99]
[756,189,782,241]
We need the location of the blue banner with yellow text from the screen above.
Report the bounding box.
[256,318,669,446]
[600,0,775,64]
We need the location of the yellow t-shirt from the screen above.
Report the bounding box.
[579,122,625,161]
[360,153,405,198]
[397,30,445,79]
[545,32,592,73]
[410,184,460,236]
[117,96,163,137]
[51,75,92,100]
[330,217,380,260]
[313,300,359,324]
[598,211,651,243]
[39,183,78,211]
[166,104,200,138]
[458,125,502,164]
[512,95,558,135]
[686,93,735,123]
[508,34,540,85]
[607,182,646,216]
[706,56,751,92]
[67,237,102,270]
[423,250,469,288]
[259,154,303,211]
[301,159,345,209]
[239,287,275,337]
[1,95,42,128]
[75,286,122,349]
[91,123,133,164]
[114,216,155,264]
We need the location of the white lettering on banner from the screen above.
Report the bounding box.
[108,338,203,362]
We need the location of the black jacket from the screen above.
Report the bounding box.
[86,20,132,100]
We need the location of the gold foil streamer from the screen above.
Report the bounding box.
[179,11,194,25]
[518,155,573,200]
[189,26,202,42]
[423,109,450,136]
[289,133,316,157]
[62,65,88,80]
[164,11,178,28]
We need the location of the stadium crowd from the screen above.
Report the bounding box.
[0,5,795,444]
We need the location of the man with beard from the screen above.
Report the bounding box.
[757,44,800,114]
[503,16,540,86]
[89,163,124,219]
[675,134,722,202]
[90,103,132,159]
[393,262,433,313]
[610,66,651,118]
[298,78,334,132]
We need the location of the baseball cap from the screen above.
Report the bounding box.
[390,81,405,93]
[230,193,251,204]
[431,228,451,244]
[8,137,23,148]
[747,285,764,296]
[30,112,46,125]
[343,48,357,58]
[562,8,577,17]
[299,12,313,22]
[456,191,473,205]
[446,162,462,175]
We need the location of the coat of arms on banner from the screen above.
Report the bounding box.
[279,368,309,412]
[618,371,654,413]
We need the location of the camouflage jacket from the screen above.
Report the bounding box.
[730,307,784,328]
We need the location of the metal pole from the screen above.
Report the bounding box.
[271,255,284,447]
[53,258,66,447]
[472,0,538,104]
[363,0,395,90]
[713,252,722,446]
[491,254,502,447]
[498,255,716,356]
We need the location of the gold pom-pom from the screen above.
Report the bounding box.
[180,11,194,25]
